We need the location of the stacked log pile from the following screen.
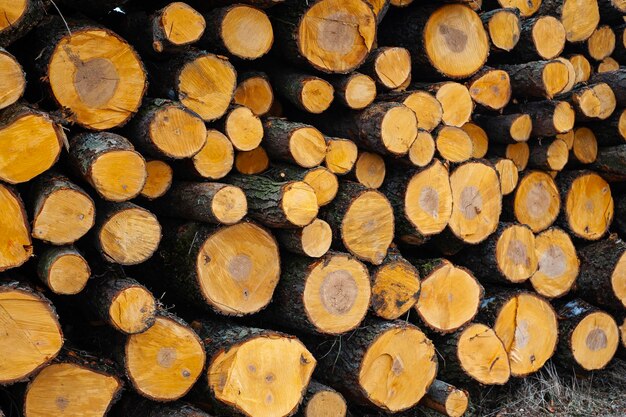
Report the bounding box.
[1,0,626,416]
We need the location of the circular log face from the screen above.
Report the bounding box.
[0,50,25,110]
[48,29,146,130]
[374,47,411,89]
[99,208,162,265]
[301,79,334,113]
[301,219,332,257]
[505,142,530,170]
[234,75,274,116]
[303,253,370,334]
[495,224,537,283]
[469,70,511,111]
[416,261,482,332]
[141,160,173,199]
[358,325,437,412]
[48,254,91,295]
[461,123,488,158]
[530,228,579,298]
[598,57,619,72]
[24,363,121,417]
[126,316,205,401]
[498,0,540,17]
[437,82,473,127]
[408,131,436,167]
[226,106,263,151]
[208,335,316,417]
[149,105,207,158]
[355,152,385,188]
[0,184,31,271]
[159,2,206,47]
[371,259,420,320]
[344,74,376,109]
[196,222,280,315]
[222,6,273,59]
[380,105,418,155]
[193,130,234,179]
[298,0,376,73]
[488,10,520,51]
[561,0,599,42]
[304,167,338,206]
[436,126,473,162]
[0,0,27,32]
[572,127,598,164]
[569,55,591,84]
[443,389,469,417]
[588,26,615,61]
[403,91,442,132]
[533,17,566,59]
[494,293,558,376]
[326,139,358,175]
[236,146,269,175]
[494,158,518,196]
[571,312,619,370]
[211,186,248,225]
[33,189,95,245]
[564,173,613,240]
[305,390,347,417]
[424,5,489,78]
[543,61,570,98]
[290,127,327,168]
[281,181,319,227]
[611,252,626,309]
[545,138,569,170]
[91,150,146,202]
[110,286,157,334]
[514,171,560,233]
[457,323,511,385]
[0,288,63,383]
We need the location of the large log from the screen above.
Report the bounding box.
[0,184,32,271]
[529,227,579,299]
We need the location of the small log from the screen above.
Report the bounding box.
[420,380,469,417]
[512,170,561,233]
[500,60,570,99]
[36,245,90,295]
[557,170,613,240]
[0,281,63,384]
[587,25,616,61]
[327,72,376,110]
[193,320,315,417]
[560,82,617,121]
[0,184,32,271]
[217,104,264,151]
[557,130,575,149]
[530,227,579,298]
[409,130,437,167]
[263,118,327,167]
[0,48,25,110]
[568,54,592,84]
[174,130,234,180]
[577,234,626,312]
[275,218,332,258]
[598,57,620,72]
[235,146,270,174]
[435,126,474,162]
[269,68,334,114]
[589,69,626,106]
[413,259,483,333]
[321,181,394,265]
[413,81,474,127]
[555,299,619,371]
[95,202,162,265]
[515,16,566,60]
[481,8,521,52]
[528,138,569,171]
[491,142,530,171]
[539,0,600,42]
[264,164,338,207]
[360,47,412,90]
[0,0,45,46]
[349,151,386,189]
[517,100,575,137]
[378,90,443,131]
[570,127,598,164]
[29,172,95,245]
[466,67,512,111]
[296,381,348,417]
[233,71,274,116]
[325,137,358,175]
[68,132,147,202]
[0,104,64,184]
[462,123,489,158]
[473,113,531,144]
[492,157,518,195]
[140,160,173,200]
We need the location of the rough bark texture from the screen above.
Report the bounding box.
[327,72,374,109]
[589,69,626,106]
[268,68,330,112]
[0,0,46,47]
[587,110,626,146]
[514,17,564,61]
[518,101,569,137]
[420,379,468,417]
[117,396,215,417]
[473,113,529,144]
[499,61,559,98]
[263,118,324,165]
[591,145,626,181]
[35,245,89,292]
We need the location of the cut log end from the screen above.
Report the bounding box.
[572,127,598,164]
[234,74,274,116]
[126,316,205,401]
[499,0,540,17]
[437,82,473,127]
[158,2,206,47]
[381,105,418,155]
[402,91,442,132]
[48,29,146,130]
[598,57,619,72]
[510,114,532,142]
[457,323,511,385]
[44,251,91,295]
[0,285,63,384]
[543,61,571,99]
[281,181,319,227]
[290,127,327,168]
[91,150,147,202]
[416,261,482,333]
[32,188,95,245]
[468,69,511,111]
[343,73,376,109]
[408,130,436,167]
[514,171,560,233]
[462,123,488,158]
[354,152,385,189]
[494,292,558,376]
[504,142,530,171]
[220,5,273,59]
[488,9,521,51]
[300,218,332,257]
[553,101,576,134]
[373,47,412,89]
[570,312,619,370]
[99,207,161,265]
[297,0,376,73]
[496,224,538,283]
[302,167,338,207]
[588,25,616,61]
[359,325,437,412]
[304,389,347,417]
[0,49,25,110]
[149,105,207,159]
[24,363,122,417]
[223,106,262,152]
[574,83,617,120]
[235,146,269,174]
[569,54,592,84]
[301,78,334,113]
[530,17,566,60]
[0,184,32,271]
[563,172,613,240]
[561,0,600,42]
[421,380,469,417]
[109,284,156,334]
[494,158,519,196]
[192,130,234,179]
[531,228,579,298]
[141,160,173,200]
[436,126,473,163]
[325,138,358,175]
[371,257,420,320]
[212,185,248,225]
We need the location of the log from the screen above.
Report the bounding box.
[29,172,95,245]
[378,4,489,79]
[264,164,339,207]
[557,130,575,149]
[233,71,274,116]
[413,259,483,333]
[235,146,270,174]
[297,381,348,417]
[223,173,318,228]
[555,299,619,371]
[321,181,394,265]
[517,100,575,137]
[350,151,386,189]
[0,104,64,184]
[94,201,161,266]
[151,221,280,315]
[587,25,616,61]
[447,160,502,245]
[380,159,452,244]
[314,320,437,413]
[433,323,510,385]
[218,104,264,151]
[530,227,579,298]
[512,170,561,232]
[275,218,332,258]
[576,234,626,312]
[557,170,613,240]
[174,130,234,180]
[36,245,90,295]
[269,68,334,114]
[561,82,617,121]
[140,160,173,200]
[0,48,25,110]
[150,50,236,122]
[378,90,443,131]
[83,274,157,334]
[515,16,566,60]
[325,137,358,175]
[270,0,376,74]
[587,108,626,146]
[492,157,519,195]
[364,0,390,22]
[466,67,512,111]
[570,127,598,164]
[420,380,469,417]
[568,54,592,84]
[408,130,436,167]
[589,69,626,107]
[539,0,600,42]
[491,142,530,171]
[263,118,327,167]
[266,251,371,335]
[198,4,273,60]
[500,60,570,99]
[68,132,147,202]
[598,57,620,72]
[0,0,45,47]
[478,290,558,377]
[33,17,147,130]
[193,320,315,417]
[495,0,541,17]
[462,123,489,158]
[435,126,474,163]
[481,8,521,52]
[460,222,538,284]
[0,184,32,271]
[148,181,247,225]
[23,352,123,417]
[360,47,412,90]
[124,313,205,401]
[327,72,376,110]
[413,82,474,127]
[0,281,63,384]
[473,113,531,144]
[123,99,207,159]
[528,138,569,171]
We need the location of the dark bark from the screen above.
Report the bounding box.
[591,145,626,181]
[473,113,530,144]
[517,101,571,137]
[586,109,626,146]
[589,69,626,107]
[0,0,46,47]
[499,61,561,98]
[420,380,468,417]
[36,245,90,293]
[326,72,375,110]
[295,380,347,417]
[262,118,325,165]
[514,16,564,61]
[267,68,332,112]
